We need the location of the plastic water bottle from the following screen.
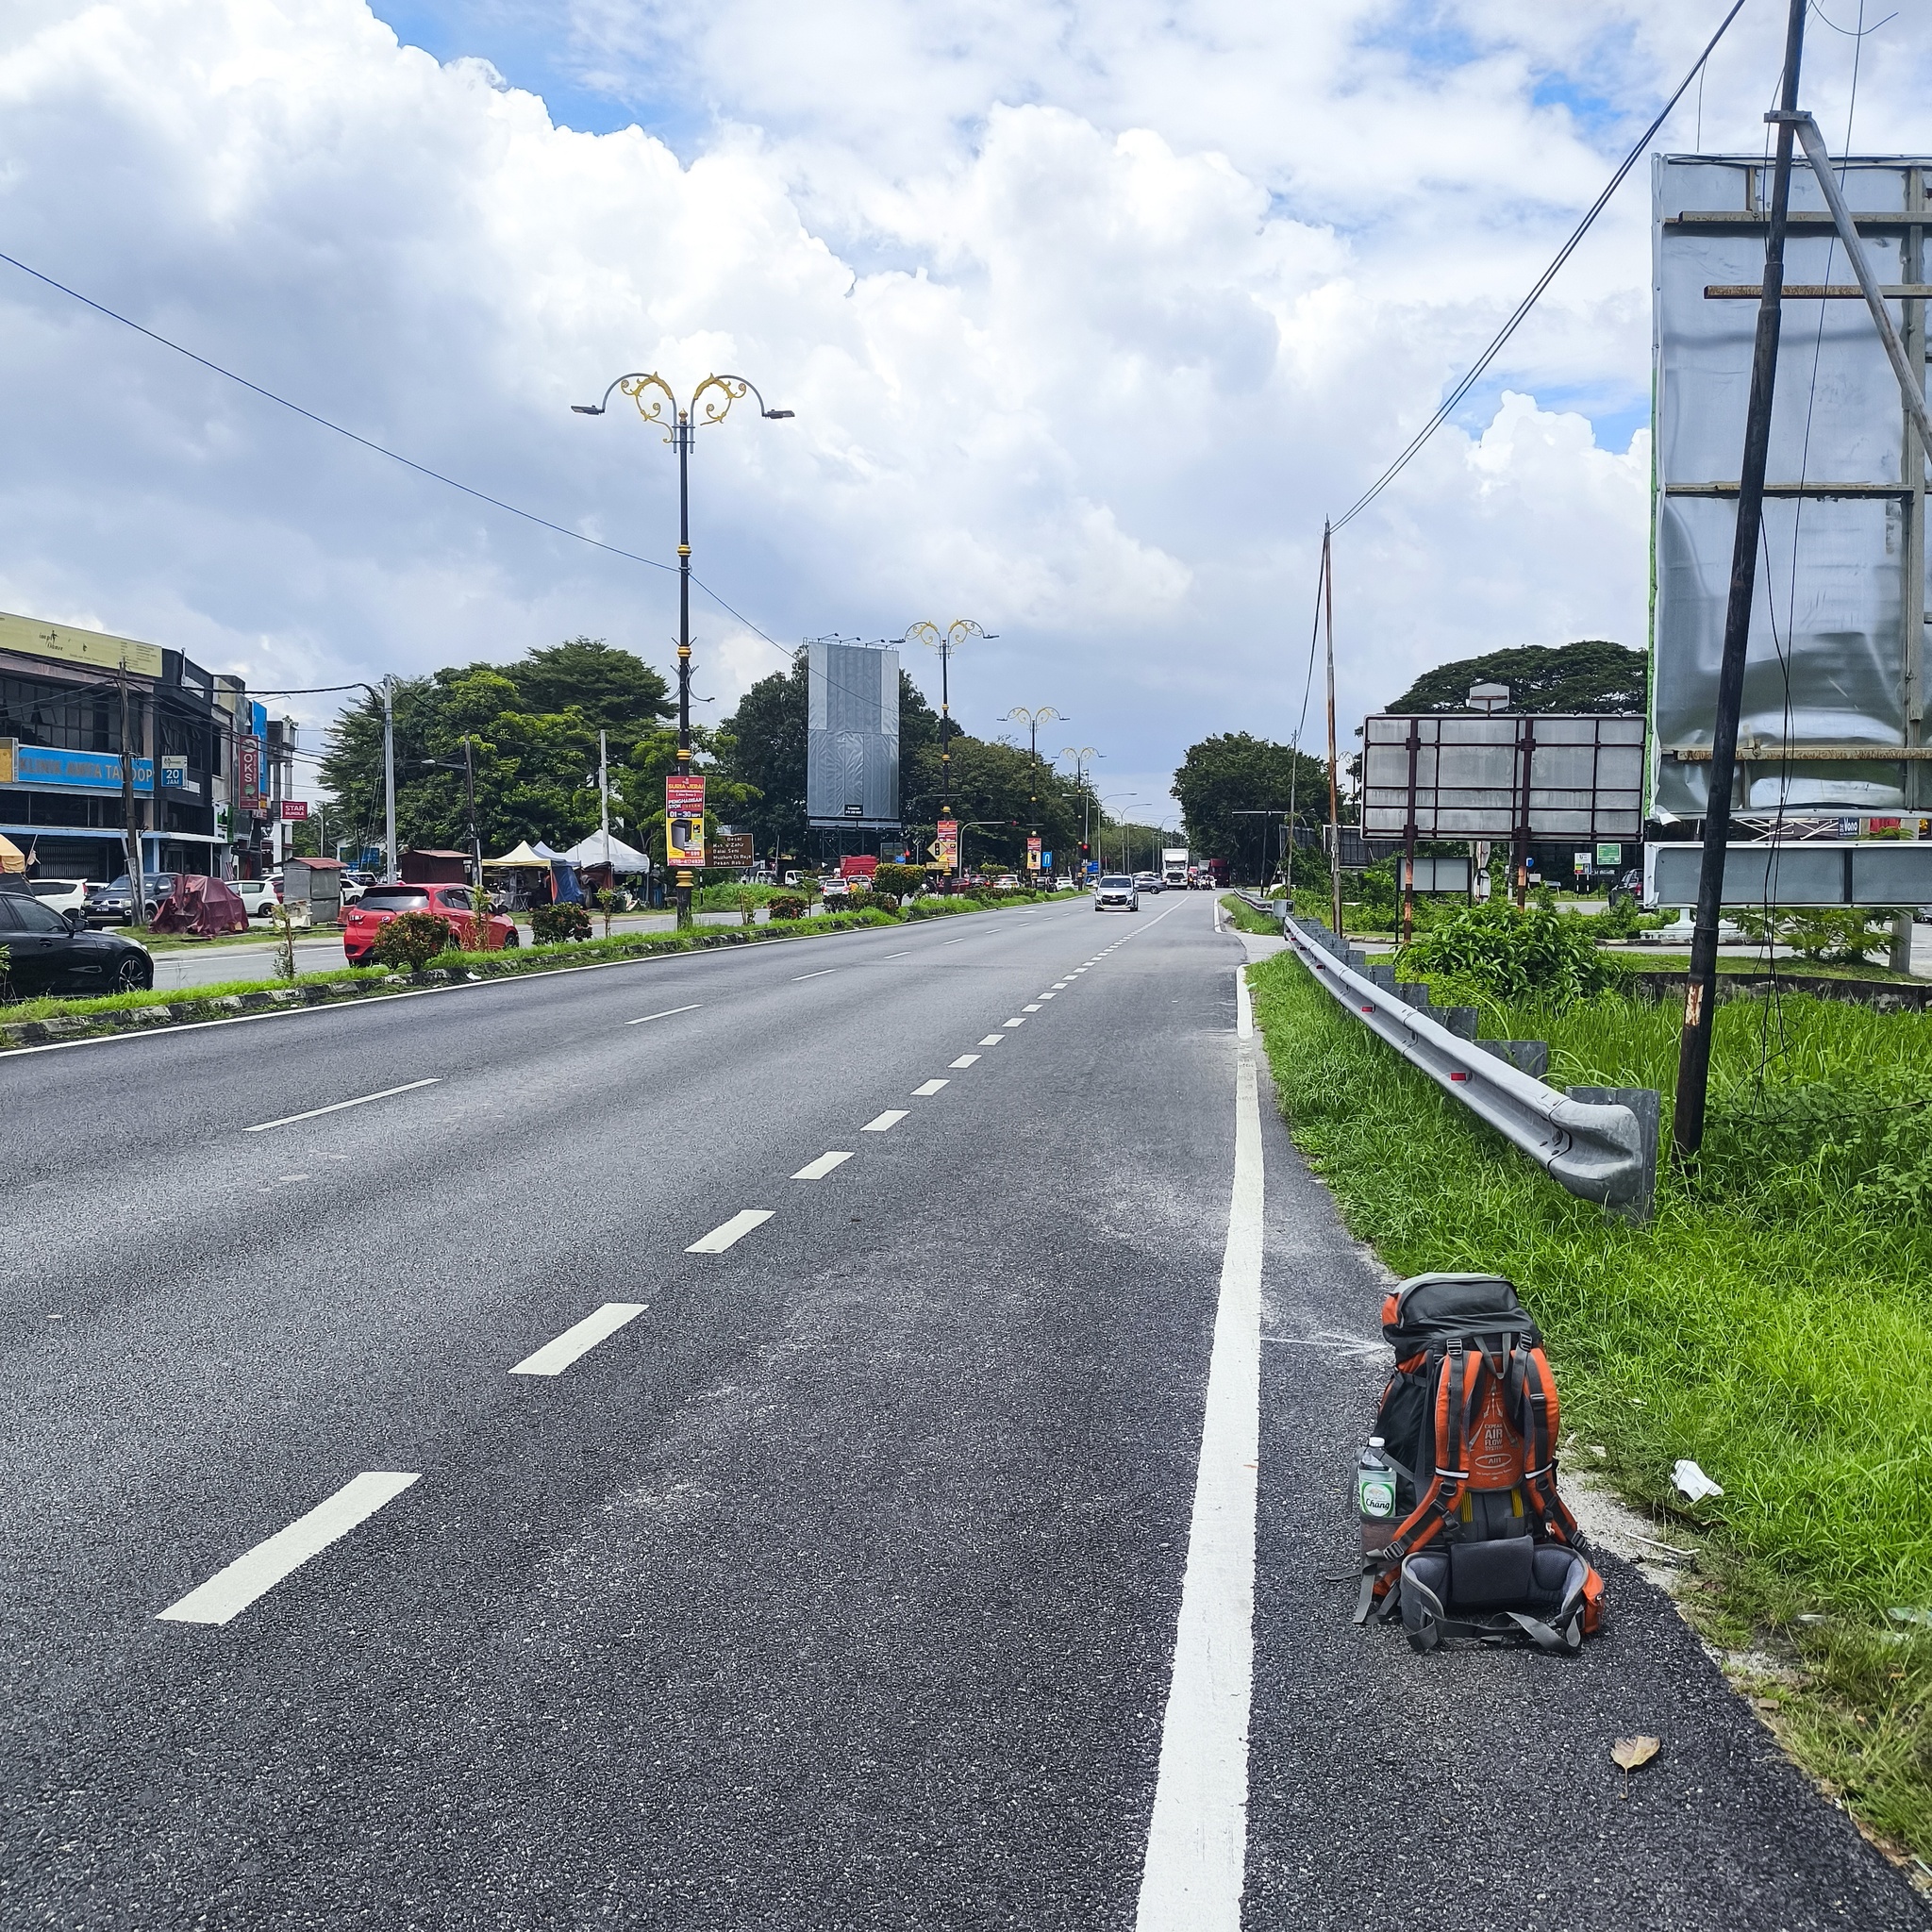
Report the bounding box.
[1357,1437,1398,1556]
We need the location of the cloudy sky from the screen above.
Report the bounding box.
[2,0,1925,819]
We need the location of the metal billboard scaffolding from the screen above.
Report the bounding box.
[806,638,901,830]
[1652,152,1932,819]
[1360,713,1645,843]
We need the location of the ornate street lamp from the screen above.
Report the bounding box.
[903,620,988,824]
[574,373,793,925]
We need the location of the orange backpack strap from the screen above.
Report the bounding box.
[1359,1342,1474,1618]
[1514,1343,1580,1544]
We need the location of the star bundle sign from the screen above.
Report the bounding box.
[280,800,309,821]
[936,818,959,872]
[1025,836,1041,871]
[666,774,707,870]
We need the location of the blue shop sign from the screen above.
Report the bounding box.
[10,744,155,792]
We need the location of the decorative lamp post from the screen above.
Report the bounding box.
[573,373,793,925]
[903,620,988,829]
[1005,707,1063,852]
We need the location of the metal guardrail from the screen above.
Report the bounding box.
[1270,910,1653,1213]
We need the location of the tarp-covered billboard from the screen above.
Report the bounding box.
[807,641,900,829]
[1652,153,1930,817]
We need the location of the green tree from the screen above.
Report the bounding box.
[1172,733,1329,879]
[1382,641,1646,716]
[513,638,671,740]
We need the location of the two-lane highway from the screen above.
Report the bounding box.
[1,892,1920,1929]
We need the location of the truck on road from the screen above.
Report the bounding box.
[1161,847,1190,890]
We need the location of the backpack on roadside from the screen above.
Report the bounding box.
[1356,1273,1605,1653]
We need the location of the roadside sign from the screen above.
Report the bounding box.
[665,773,706,868]
[1041,849,1052,870]
[159,754,188,789]
[936,817,959,871]
[1595,841,1622,867]
[239,736,262,809]
[710,832,755,868]
[280,800,309,821]
[1025,836,1041,871]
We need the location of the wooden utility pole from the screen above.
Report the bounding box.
[1323,521,1343,937]
[1673,0,1808,1165]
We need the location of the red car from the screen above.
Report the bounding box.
[342,883,520,964]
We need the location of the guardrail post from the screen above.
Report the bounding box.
[1346,948,1367,973]
[1366,962,1395,993]
[1394,981,1431,1010]
[1437,1006,1479,1041]
[1474,1040,1550,1080]
[1570,1086,1659,1224]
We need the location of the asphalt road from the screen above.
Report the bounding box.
[1,894,1920,1929]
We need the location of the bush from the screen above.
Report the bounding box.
[529,902,592,943]
[371,912,455,972]
[872,863,926,898]
[869,891,901,914]
[1395,899,1612,1005]
[768,894,808,922]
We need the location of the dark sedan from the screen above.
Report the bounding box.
[0,891,154,995]
[86,873,177,925]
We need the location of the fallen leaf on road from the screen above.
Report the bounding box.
[1612,1734,1660,1798]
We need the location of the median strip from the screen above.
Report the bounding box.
[244,1078,441,1132]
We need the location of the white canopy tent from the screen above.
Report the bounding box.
[556,831,653,874]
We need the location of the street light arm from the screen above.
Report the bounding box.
[569,373,658,418]
[695,373,795,421]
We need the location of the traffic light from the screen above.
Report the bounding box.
[1079,841,1090,859]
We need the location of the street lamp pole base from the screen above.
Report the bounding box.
[675,868,695,930]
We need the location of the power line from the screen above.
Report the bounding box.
[1331,0,1750,533]
[0,246,793,654]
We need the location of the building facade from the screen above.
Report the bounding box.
[0,610,264,884]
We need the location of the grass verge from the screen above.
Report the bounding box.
[1218,893,1278,937]
[1246,948,1932,1862]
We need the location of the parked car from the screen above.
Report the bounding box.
[1095,874,1140,912]
[25,878,92,916]
[0,891,153,994]
[234,877,283,920]
[85,874,177,924]
[338,875,365,907]
[341,883,519,964]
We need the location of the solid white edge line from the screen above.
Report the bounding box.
[948,1054,980,1069]
[911,1078,948,1096]
[244,1078,441,1133]
[156,1472,421,1626]
[791,1151,855,1180]
[861,1109,908,1131]
[1135,963,1262,1932]
[509,1302,646,1376]
[625,1003,704,1025]
[685,1208,775,1254]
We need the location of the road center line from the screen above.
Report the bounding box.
[861,1109,908,1132]
[244,1078,441,1133]
[949,1054,980,1069]
[792,969,837,981]
[686,1208,775,1254]
[157,1472,421,1626]
[625,1003,704,1025]
[792,1151,854,1179]
[911,1078,948,1096]
[1135,965,1263,1930]
[509,1302,645,1376]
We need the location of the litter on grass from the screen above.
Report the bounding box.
[1671,1458,1724,1503]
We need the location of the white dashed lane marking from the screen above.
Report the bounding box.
[686,1208,775,1254]
[157,1473,421,1627]
[792,1151,854,1179]
[245,1078,441,1133]
[949,1055,980,1069]
[977,1035,1006,1047]
[1023,1003,1042,1012]
[1003,1017,1026,1027]
[792,969,836,981]
[911,1079,948,1096]
[509,1303,646,1376]
[625,1004,703,1026]
[862,1110,909,1132]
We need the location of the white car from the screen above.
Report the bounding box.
[25,878,92,916]
[1095,874,1140,911]
[234,878,282,920]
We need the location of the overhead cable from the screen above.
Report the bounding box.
[1331,0,1750,533]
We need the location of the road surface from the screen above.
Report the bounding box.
[2,893,1918,1928]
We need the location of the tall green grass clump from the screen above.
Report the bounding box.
[1248,952,1932,1855]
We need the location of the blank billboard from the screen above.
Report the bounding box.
[807,641,900,829]
[1361,714,1643,840]
[1652,153,1928,816]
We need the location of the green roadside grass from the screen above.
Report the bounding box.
[1608,949,1924,986]
[1219,893,1279,936]
[1246,947,1932,1860]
